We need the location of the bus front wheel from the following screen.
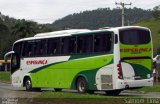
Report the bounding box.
[25,77,33,91]
[25,77,41,92]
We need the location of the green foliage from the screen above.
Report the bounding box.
[0,7,154,59]
[51,7,152,30]
[38,92,110,98]
[132,84,160,92]
[0,13,53,59]
[153,5,160,19]
[0,72,10,82]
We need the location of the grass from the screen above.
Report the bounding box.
[132,84,160,93]
[38,92,116,98]
[0,71,10,82]
[37,84,160,99]
[35,91,157,104]
[36,92,132,104]
[33,98,125,104]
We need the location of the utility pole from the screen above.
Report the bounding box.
[115,2,132,26]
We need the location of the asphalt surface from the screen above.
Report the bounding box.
[0,82,40,98]
[0,82,160,98]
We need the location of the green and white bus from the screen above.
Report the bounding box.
[5,26,153,95]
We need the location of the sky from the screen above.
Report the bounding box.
[0,0,159,24]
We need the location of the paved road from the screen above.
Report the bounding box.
[0,82,160,98]
[0,82,40,98]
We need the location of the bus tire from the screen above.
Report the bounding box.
[34,88,41,92]
[77,77,87,93]
[25,77,33,91]
[25,77,41,92]
[87,90,94,94]
[54,88,62,92]
[105,90,121,96]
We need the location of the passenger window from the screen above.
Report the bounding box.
[22,41,35,57]
[35,40,47,56]
[47,38,61,56]
[77,35,93,54]
[61,37,70,55]
[94,33,112,53]
[13,42,22,58]
[69,37,76,54]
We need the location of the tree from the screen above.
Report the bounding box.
[153,5,160,19]
[12,20,36,39]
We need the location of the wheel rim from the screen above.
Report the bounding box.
[78,81,85,92]
[26,80,31,90]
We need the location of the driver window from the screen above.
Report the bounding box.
[11,54,20,74]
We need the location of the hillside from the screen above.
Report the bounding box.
[0,7,153,59]
[0,13,53,59]
[134,19,160,55]
[50,7,152,30]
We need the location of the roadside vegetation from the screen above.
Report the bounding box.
[38,92,117,98]
[36,92,130,104]
[0,71,10,82]
[131,84,160,93]
[0,7,153,59]
[37,83,160,99]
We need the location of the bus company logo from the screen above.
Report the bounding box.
[26,60,48,65]
[120,48,152,53]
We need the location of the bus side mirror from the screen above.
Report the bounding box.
[115,34,118,44]
[4,51,15,63]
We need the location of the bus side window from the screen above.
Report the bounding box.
[77,36,84,53]
[94,35,102,52]
[77,35,93,54]
[94,33,112,53]
[106,34,112,52]
[11,53,20,74]
[13,42,22,58]
[61,37,70,55]
[35,39,47,56]
[22,41,35,57]
[69,37,76,54]
[47,38,61,56]
[61,36,76,55]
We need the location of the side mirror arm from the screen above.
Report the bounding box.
[4,51,15,62]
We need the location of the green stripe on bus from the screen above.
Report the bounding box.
[29,55,113,89]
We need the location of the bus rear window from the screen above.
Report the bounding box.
[119,29,151,45]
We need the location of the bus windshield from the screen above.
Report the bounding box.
[119,29,151,45]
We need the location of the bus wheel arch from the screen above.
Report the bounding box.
[23,76,41,92]
[75,76,93,93]
[23,76,33,91]
[23,76,30,87]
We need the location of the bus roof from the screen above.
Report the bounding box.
[14,26,149,43]
[34,29,91,37]
[14,29,91,43]
[103,26,150,31]
[14,29,112,43]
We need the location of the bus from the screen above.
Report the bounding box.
[5,26,153,95]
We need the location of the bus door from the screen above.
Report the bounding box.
[11,53,20,74]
